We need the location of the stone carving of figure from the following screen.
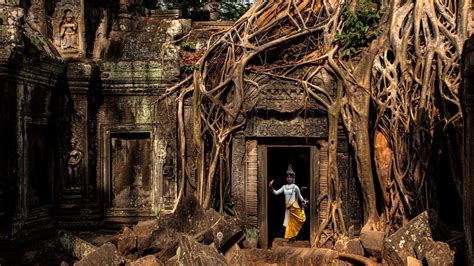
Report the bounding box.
[60,9,78,50]
[163,145,174,180]
[67,140,82,189]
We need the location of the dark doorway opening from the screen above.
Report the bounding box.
[267,146,310,247]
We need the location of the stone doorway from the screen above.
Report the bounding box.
[254,141,321,248]
[267,146,311,246]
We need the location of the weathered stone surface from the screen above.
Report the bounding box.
[406,256,422,266]
[240,247,341,265]
[114,227,137,254]
[131,255,162,266]
[57,231,97,260]
[383,211,432,264]
[141,227,181,260]
[133,219,159,251]
[360,229,384,258]
[74,242,126,266]
[242,227,259,248]
[176,235,227,266]
[414,238,455,266]
[224,244,243,265]
[334,237,365,256]
[134,219,159,235]
[271,238,311,249]
[206,209,244,252]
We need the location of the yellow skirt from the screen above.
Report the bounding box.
[284,201,306,239]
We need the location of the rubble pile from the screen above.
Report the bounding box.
[382,211,456,265]
[74,195,244,265]
[34,205,457,265]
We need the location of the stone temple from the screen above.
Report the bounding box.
[1,0,474,264]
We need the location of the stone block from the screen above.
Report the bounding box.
[57,231,97,260]
[382,211,435,264]
[406,256,422,266]
[224,244,242,265]
[334,237,365,256]
[115,227,137,254]
[131,255,162,266]
[271,238,310,249]
[414,238,455,266]
[176,235,227,266]
[242,227,259,248]
[360,229,385,258]
[74,242,126,266]
[133,219,159,251]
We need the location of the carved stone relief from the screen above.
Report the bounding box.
[64,108,85,191]
[66,139,82,189]
[162,144,176,210]
[246,116,328,138]
[52,0,82,56]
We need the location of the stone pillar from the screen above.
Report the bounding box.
[56,61,102,228]
[462,35,474,265]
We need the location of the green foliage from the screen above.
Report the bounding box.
[216,2,251,21]
[162,0,202,19]
[336,0,384,57]
[30,37,46,48]
[180,41,196,51]
[183,64,199,74]
[223,201,236,216]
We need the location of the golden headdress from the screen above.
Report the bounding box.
[286,164,295,178]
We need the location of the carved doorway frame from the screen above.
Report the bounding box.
[256,143,320,248]
[100,123,159,218]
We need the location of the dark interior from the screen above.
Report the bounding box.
[267,146,310,246]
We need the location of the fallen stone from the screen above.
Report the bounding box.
[133,219,160,251]
[74,242,126,266]
[57,231,97,260]
[334,237,365,256]
[383,211,438,265]
[176,235,227,266]
[271,238,310,249]
[205,209,244,252]
[414,238,455,265]
[406,256,422,266]
[160,195,243,252]
[114,227,137,254]
[224,244,242,265]
[253,247,340,265]
[133,219,159,236]
[142,227,180,261]
[131,255,162,266]
[242,227,259,248]
[360,229,384,258]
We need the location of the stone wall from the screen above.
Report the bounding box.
[0,0,64,253]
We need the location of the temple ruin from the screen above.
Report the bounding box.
[1,0,474,264]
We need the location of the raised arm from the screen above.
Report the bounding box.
[269,183,284,195]
[295,186,304,202]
